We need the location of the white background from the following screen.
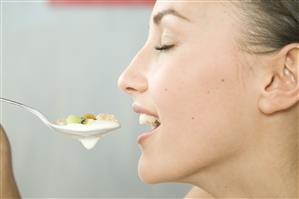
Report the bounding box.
[1,1,191,197]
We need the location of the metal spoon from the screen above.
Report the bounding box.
[0,97,120,149]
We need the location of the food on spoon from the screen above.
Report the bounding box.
[82,118,95,125]
[56,113,118,126]
[54,113,120,150]
[55,118,66,125]
[66,114,84,124]
[96,113,118,122]
[84,113,96,120]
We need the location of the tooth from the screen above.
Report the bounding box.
[139,114,157,125]
[139,114,146,125]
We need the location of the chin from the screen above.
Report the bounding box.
[137,156,174,184]
[138,172,159,184]
[137,156,190,184]
[138,158,163,184]
[138,169,174,184]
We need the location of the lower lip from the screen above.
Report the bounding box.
[137,126,159,144]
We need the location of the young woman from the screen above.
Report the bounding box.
[117,0,299,198]
[1,1,299,198]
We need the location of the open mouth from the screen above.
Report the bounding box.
[139,114,161,129]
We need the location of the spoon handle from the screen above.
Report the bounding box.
[0,97,51,126]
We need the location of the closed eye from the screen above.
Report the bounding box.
[155,44,175,51]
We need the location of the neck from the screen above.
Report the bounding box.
[185,122,298,198]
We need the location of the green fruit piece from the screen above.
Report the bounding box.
[66,114,84,124]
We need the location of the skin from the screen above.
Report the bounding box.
[0,125,20,198]
[118,1,299,198]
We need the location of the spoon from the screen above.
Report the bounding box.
[0,97,120,149]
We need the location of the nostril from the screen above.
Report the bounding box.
[126,87,138,93]
[118,66,148,94]
[118,73,148,94]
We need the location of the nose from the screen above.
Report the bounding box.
[118,49,148,95]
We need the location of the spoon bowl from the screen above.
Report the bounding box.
[0,97,120,149]
[51,121,120,137]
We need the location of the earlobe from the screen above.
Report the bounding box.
[258,86,299,115]
[258,45,299,115]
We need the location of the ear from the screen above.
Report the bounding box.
[258,44,299,115]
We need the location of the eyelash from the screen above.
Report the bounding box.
[155,44,175,52]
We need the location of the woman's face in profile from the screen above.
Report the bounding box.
[119,1,262,184]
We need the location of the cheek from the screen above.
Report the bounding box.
[143,49,250,181]
[156,49,244,127]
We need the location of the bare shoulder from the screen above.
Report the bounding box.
[184,186,214,199]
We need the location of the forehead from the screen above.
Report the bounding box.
[152,1,228,22]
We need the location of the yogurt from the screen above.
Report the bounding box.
[52,114,120,149]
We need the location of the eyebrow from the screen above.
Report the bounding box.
[153,9,190,25]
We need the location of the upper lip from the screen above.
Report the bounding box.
[132,103,158,118]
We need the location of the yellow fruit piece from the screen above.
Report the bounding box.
[84,113,96,120]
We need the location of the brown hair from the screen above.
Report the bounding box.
[234,0,299,54]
